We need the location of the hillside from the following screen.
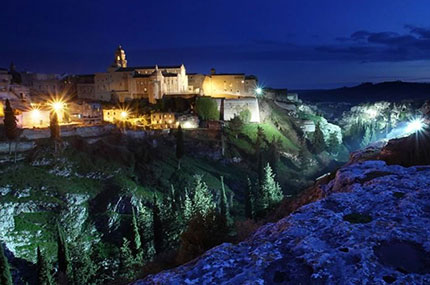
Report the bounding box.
[296,81,430,103]
[0,99,350,283]
[138,160,430,284]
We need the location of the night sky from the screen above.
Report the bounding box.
[2,0,430,89]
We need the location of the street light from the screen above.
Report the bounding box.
[120,111,128,119]
[255,87,263,95]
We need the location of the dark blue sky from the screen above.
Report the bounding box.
[2,0,430,88]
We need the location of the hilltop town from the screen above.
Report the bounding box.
[0,46,274,132]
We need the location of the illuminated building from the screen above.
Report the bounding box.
[200,69,258,98]
[79,46,258,103]
[102,108,133,123]
[90,46,188,103]
[150,112,176,129]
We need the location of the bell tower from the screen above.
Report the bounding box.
[111,45,127,69]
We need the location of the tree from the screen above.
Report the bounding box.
[160,190,181,250]
[176,211,228,265]
[327,132,340,152]
[176,125,184,170]
[268,139,280,174]
[50,112,61,153]
[152,196,163,255]
[219,176,229,221]
[195,97,219,121]
[3,99,19,157]
[183,189,193,222]
[118,238,136,280]
[257,151,264,188]
[228,115,243,138]
[56,225,71,282]
[244,177,254,219]
[37,246,54,285]
[238,108,251,124]
[131,207,142,256]
[191,175,215,217]
[261,163,283,209]
[255,126,265,150]
[312,122,325,154]
[0,245,12,285]
[136,203,155,261]
[70,244,97,285]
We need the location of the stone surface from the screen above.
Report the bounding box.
[137,160,430,284]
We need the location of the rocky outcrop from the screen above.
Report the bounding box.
[137,160,430,284]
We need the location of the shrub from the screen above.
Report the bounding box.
[195,97,219,121]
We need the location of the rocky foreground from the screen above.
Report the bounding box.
[137,160,430,284]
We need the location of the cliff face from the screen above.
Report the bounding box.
[138,160,430,284]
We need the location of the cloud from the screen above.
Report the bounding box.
[405,25,430,39]
[320,25,430,62]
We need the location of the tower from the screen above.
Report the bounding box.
[111,45,127,68]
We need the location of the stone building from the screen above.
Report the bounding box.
[200,69,258,98]
[81,46,258,104]
[91,46,188,103]
[150,112,176,129]
[76,75,96,100]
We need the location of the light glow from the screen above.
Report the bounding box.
[182,121,193,129]
[406,118,425,134]
[51,101,64,112]
[255,87,263,95]
[31,109,41,121]
[120,111,128,119]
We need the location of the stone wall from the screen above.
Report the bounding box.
[217,98,260,122]
[0,141,36,154]
[20,124,116,140]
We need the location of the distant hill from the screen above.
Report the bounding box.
[294,81,430,103]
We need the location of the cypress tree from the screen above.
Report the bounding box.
[244,177,254,219]
[70,244,98,285]
[312,122,326,154]
[0,245,12,285]
[50,112,61,154]
[261,163,283,209]
[176,125,184,170]
[131,207,142,256]
[50,112,60,141]
[169,184,177,212]
[56,225,70,281]
[257,151,264,187]
[183,189,193,222]
[161,194,180,250]
[192,175,215,217]
[118,238,135,280]
[152,196,163,255]
[3,99,18,156]
[219,176,229,220]
[37,246,54,285]
[268,139,280,174]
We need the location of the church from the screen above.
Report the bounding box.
[77,45,258,103]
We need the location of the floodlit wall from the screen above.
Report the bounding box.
[219,98,260,122]
[19,110,51,128]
